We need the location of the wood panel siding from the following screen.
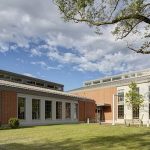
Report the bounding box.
[72,87,117,121]
[79,100,96,122]
[0,91,17,124]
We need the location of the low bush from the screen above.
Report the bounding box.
[8,118,19,129]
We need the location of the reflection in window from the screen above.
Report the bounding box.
[118,105,124,119]
[118,92,124,102]
[45,101,52,119]
[18,97,26,119]
[32,99,40,120]
[56,102,62,119]
[65,103,71,119]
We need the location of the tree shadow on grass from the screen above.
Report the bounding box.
[0,131,150,150]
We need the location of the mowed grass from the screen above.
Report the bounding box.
[0,124,150,150]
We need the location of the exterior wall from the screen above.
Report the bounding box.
[17,93,79,126]
[117,82,150,125]
[71,87,117,123]
[0,89,95,126]
[0,91,17,124]
[78,100,96,122]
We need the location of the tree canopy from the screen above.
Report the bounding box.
[125,82,144,111]
[53,0,150,54]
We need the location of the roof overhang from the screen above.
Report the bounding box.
[97,103,111,107]
[0,80,94,102]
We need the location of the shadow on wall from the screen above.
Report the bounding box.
[0,131,150,150]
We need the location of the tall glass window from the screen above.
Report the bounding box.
[118,92,124,119]
[74,103,78,119]
[65,103,71,119]
[118,105,124,119]
[56,101,62,119]
[45,101,52,119]
[149,104,150,119]
[18,97,26,119]
[118,92,124,102]
[32,99,40,120]
[149,86,150,100]
[133,106,139,119]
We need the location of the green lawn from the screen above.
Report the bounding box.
[0,124,150,150]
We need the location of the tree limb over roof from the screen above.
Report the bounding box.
[54,0,150,54]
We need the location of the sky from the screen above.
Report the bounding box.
[0,0,150,91]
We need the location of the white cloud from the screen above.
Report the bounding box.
[30,49,42,57]
[23,73,35,77]
[31,61,62,70]
[0,0,149,75]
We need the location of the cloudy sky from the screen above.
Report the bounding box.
[0,0,149,91]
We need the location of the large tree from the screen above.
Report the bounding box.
[53,0,150,54]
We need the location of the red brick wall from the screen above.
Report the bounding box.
[79,100,96,122]
[0,91,17,124]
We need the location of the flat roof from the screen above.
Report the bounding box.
[69,74,150,92]
[0,69,64,87]
[84,68,150,86]
[0,80,94,101]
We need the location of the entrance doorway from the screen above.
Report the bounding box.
[96,106,104,122]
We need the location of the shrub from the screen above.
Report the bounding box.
[8,118,19,129]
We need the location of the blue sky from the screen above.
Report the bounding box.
[0,0,150,91]
[0,47,102,90]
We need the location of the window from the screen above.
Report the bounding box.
[74,103,78,119]
[85,82,92,86]
[65,103,71,119]
[118,92,124,102]
[32,99,40,120]
[36,82,44,87]
[136,87,139,94]
[56,101,62,119]
[18,97,26,119]
[45,101,52,119]
[118,105,124,119]
[149,104,150,119]
[133,106,139,119]
[112,76,122,81]
[124,75,129,78]
[102,78,111,83]
[0,74,4,79]
[148,86,150,101]
[130,73,135,77]
[93,80,100,84]
[5,75,10,80]
[118,92,124,119]
[47,85,55,89]
[26,80,35,85]
[11,77,22,82]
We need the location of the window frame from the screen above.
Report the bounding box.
[132,106,139,119]
[32,99,41,120]
[18,97,26,120]
[65,102,71,119]
[45,100,52,120]
[118,105,124,119]
[56,101,62,119]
